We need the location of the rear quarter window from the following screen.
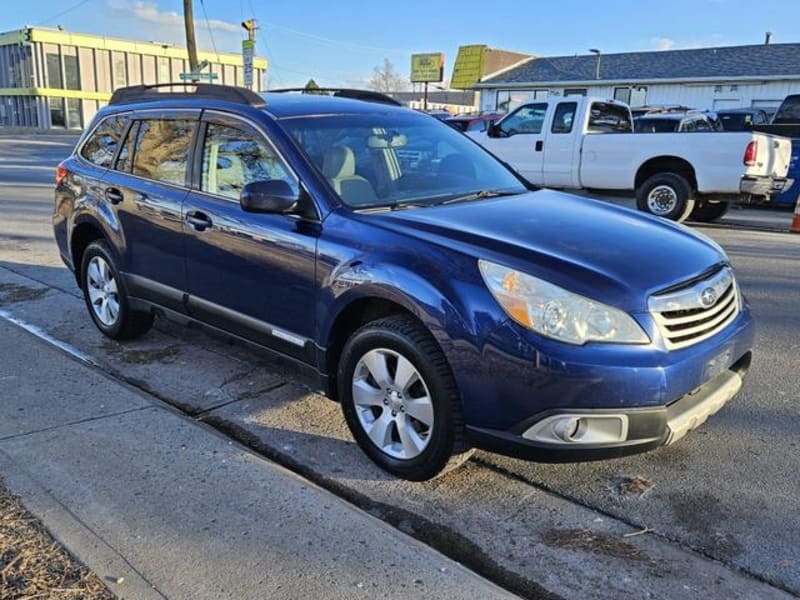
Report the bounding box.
[588,102,632,133]
[80,114,130,167]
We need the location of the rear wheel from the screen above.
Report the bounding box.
[81,240,153,340]
[338,315,473,481]
[689,201,729,222]
[636,173,695,222]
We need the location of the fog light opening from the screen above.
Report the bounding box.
[553,416,584,442]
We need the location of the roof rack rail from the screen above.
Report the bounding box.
[109,83,266,107]
[268,87,401,106]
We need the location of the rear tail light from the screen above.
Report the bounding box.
[743,141,757,166]
[55,162,68,187]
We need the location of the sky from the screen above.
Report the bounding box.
[3,0,799,89]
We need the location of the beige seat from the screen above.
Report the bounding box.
[322,146,378,206]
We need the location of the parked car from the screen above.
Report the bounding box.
[469,97,792,222]
[445,113,502,133]
[630,105,691,118]
[750,94,800,206]
[716,107,771,131]
[634,111,717,133]
[54,84,755,480]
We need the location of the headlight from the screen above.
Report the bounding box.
[478,260,650,345]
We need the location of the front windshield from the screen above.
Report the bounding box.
[279,111,526,209]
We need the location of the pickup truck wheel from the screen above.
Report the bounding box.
[80,240,154,340]
[689,201,729,222]
[338,315,473,481]
[636,173,695,222]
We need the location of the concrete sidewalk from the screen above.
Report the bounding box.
[0,318,515,600]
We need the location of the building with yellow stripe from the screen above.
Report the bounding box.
[0,26,267,129]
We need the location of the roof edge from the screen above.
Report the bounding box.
[477,74,800,89]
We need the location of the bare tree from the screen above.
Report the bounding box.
[368,59,408,92]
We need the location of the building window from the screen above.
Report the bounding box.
[112,52,127,89]
[66,98,82,129]
[496,89,548,113]
[46,49,62,89]
[614,86,647,107]
[50,98,66,127]
[64,52,80,91]
[564,88,587,97]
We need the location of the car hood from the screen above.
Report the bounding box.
[370,190,726,312]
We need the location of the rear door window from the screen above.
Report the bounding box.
[80,114,130,168]
[551,102,577,133]
[132,119,195,186]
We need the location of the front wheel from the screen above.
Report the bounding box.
[635,173,695,222]
[338,315,473,481]
[689,201,729,222]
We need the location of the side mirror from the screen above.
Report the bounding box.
[240,180,298,213]
[486,122,500,138]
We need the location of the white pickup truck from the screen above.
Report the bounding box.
[469,97,793,222]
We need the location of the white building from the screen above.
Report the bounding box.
[477,41,800,114]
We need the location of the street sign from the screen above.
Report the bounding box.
[242,39,255,89]
[179,72,219,81]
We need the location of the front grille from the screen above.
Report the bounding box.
[650,268,740,350]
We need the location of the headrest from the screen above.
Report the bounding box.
[322,146,356,179]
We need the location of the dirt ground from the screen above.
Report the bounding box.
[0,477,114,599]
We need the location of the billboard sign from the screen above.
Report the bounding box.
[451,45,487,89]
[410,53,444,83]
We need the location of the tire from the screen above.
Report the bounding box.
[689,201,729,222]
[337,315,473,481]
[80,240,153,340]
[635,173,696,222]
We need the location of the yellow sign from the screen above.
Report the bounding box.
[410,53,444,83]
[451,45,487,89]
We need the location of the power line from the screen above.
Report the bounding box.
[263,22,408,54]
[36,0,94,26]
[199,0,220,62]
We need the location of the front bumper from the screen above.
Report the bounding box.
[740,175,793,197]
[466,351,751,462]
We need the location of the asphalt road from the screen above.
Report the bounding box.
[1,134,798,599]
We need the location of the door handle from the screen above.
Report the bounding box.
[185,210,213,232]
[105,187,124,205]
[535,140,544,152]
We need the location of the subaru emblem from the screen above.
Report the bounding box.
[700,287,717,307]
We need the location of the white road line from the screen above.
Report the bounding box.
[0,165,53,170]
[0,309,99,368]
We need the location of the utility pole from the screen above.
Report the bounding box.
[183,0,199,74]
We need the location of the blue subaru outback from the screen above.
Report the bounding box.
[53,84,754,480]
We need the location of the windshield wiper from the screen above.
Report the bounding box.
[436,189,522,206]
[389,200,434,210]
